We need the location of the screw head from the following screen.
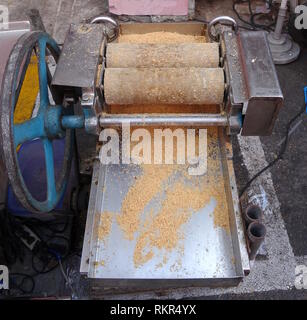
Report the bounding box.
[82,94,90,101]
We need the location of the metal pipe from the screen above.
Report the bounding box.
[99,113,228,127]
[243,204,263,226]
[273,0,288,40]
[27,9,46,32]
[61,115,85,129]
[247,221,266,260]
[289,0,298,13]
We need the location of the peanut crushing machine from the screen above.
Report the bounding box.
[0,16,283,288]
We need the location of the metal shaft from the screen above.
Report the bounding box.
[61,115,85,129]
[99,113,228,127]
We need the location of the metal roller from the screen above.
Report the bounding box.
[106,43,220,68]
[104,67,225,105]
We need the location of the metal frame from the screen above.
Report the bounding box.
[222,30,284,136]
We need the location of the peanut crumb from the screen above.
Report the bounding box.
[118,32,206,44]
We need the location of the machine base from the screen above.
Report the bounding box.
[267,32,300,65]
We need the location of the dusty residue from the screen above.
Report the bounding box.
[98,212,114,241]
[109,31,218,114]
[118,32,206,44]
[132,160,229,267]
[133,181,202,267]
[109,104,220,114]
[116,165,176,240]
[114,128,230,267]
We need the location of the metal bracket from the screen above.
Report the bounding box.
[208,16,238,42]
[80,89,100,135]
[90,16,119,42]
[222,30,283,136]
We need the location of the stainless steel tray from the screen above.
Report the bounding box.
[81,128,249,288]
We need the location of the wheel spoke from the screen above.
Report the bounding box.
[38,38,49,109]
[14,116,45,146]
[43,138,57,205]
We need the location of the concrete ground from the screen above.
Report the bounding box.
[0,0,306,299]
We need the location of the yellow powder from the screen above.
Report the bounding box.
[114,128,230,267]
[97,212,114,241]
[109,104,220,114]
[132,166,229,267]
[102,128,230,267]
[118,32,206,44]
[116,165,176,240]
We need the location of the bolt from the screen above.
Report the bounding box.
[82,94,90,101]
[64,96,75,105]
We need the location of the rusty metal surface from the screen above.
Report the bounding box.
[222,30,248,109]
[52,24,105,89]
[222,30,284,136]
[238,31,284,136]
[119,22,206,36]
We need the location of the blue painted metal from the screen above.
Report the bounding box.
[10,34,68,212]
[43,138,57,210]
[9,32,86,212]
[45,105,65,138]
[38,37,49,109]
[237,112,243,128]
[14,116,45,147]
[7,138,76,216]
[61,115,85,129]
